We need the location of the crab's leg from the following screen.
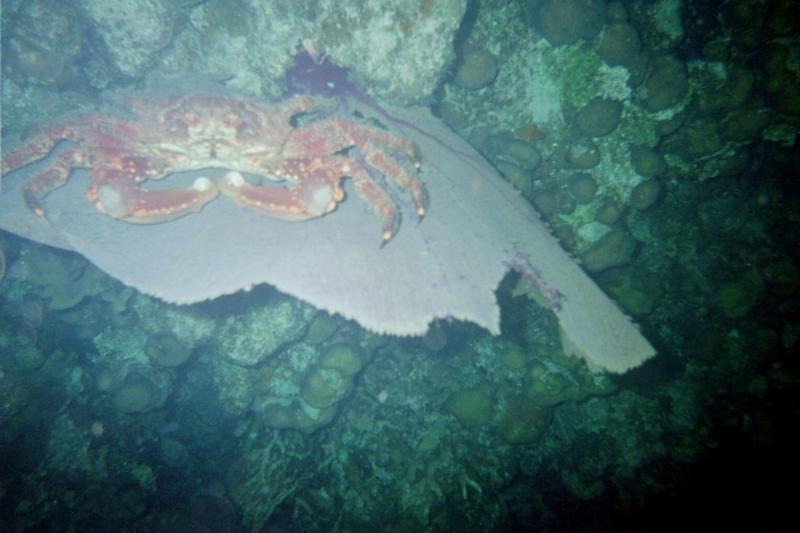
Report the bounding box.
[87,167,219,224]
[218,160,345,221]
[284,117,419,162]
[1,123,81,176]
[2,114,140,176]
[22,148,89,217]
[357,139,426,218]
[346,162,399,242]
[283,117,426,217]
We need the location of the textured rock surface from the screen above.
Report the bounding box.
[83,0,175,77]
[4,0,83,86]
[217,299,315,367]
[164,0,466,102]
[320,0,467,103]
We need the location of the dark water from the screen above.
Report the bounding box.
[1,1,799,532]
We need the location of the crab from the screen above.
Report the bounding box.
[0,93,426,241]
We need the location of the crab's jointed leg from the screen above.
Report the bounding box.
[283,117,427,218]
[357,139,426,218]
[21,148,90,217]
[1,122,82,176]
[2,121,88,218]
[3,115,146,218]
[345,161,400,242]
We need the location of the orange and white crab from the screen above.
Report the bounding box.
[0,93,426,241]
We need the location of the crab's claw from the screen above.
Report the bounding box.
[218,171,343,221]
[90,177,220,224]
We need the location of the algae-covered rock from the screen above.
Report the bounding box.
[491,135,539,196]
[597,22,641,68]
[557,193,577,215]
[664,119,723,159]
[568,173,599,204]
[566,139,602,169]
[575,368,618,397]
[145,332,192,368]
[305,314,339,345]
[495,138,542,171]
[497,341,528,370]
[25,247,109,310]
[455,48,498,91]
[203,0,250,37]
[160,437,188,468]
[630,145,667,178]
[580,229,638,272]
[497,395,553,445]
[324,0,468,103]
[83,0,175,78]
[720,108,771,143]
[508,141,542,171]
[532,190,558,217]
[218,298,314,367]
[595,199,623,225]
[436,99,471,131]
[421,322,449,352]
[534,0,606,46]
[290,402,338,433]
[575,98,623,137]
[628,179,662,211]
[301,367,351,409]
[319,343,364,377]
[639,55,688,112]
[497,161,534,197]
[525,370,570,406]
[761,43,800,115]
[112,370,169,414]
[694,64,755,114]
[602,267,661,316]
[766,258,800,298]
[718,278,763,319]
[260,401,337,433]
[4,0,83,86]
[446,385,494,430]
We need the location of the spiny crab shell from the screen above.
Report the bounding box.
[0,92,427,242]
